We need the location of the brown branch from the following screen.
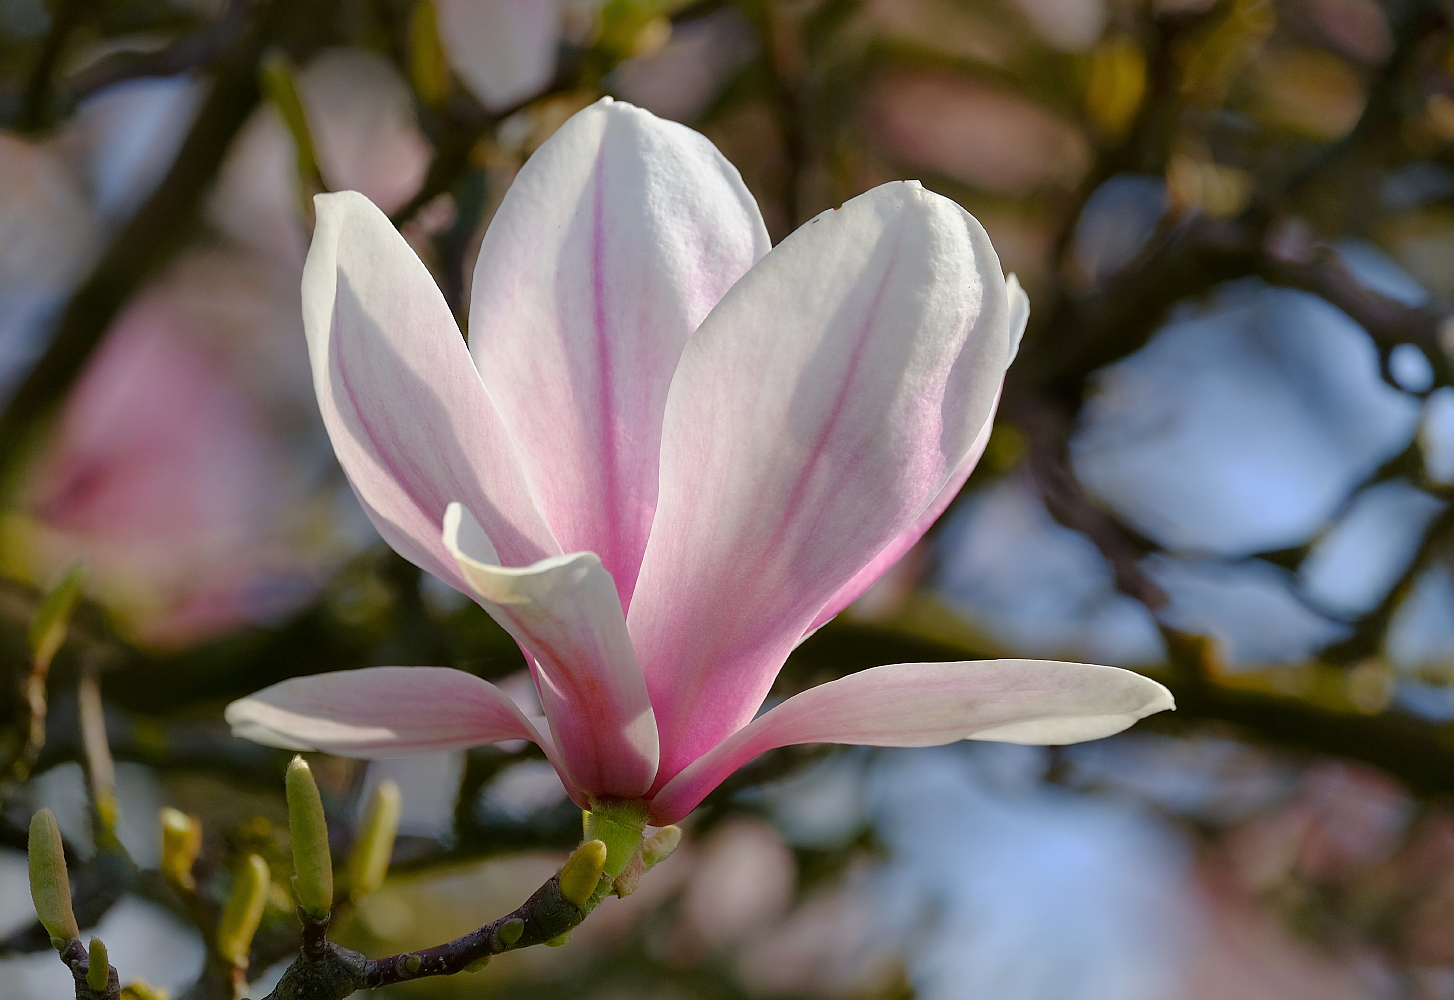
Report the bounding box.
[0,648,54,801]
[256,872,589,1000]
[16,0,93,130]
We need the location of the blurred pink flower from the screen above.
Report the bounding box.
[226,98,1171,823]
[436,0,562,111]
[15,293,306,646]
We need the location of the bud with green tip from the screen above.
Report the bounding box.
[119,982,170,1000]
[558,839,607,906]
[119,983,170,1000]
[285,756,333,917]
[642,825,682,868]
[216,855,270,968]
[159,808,201,891]
[87,937,109,992]
[28,808,78,949]
[346,779,400,902]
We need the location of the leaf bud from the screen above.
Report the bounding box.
[558,839,607,906]
[544,930,572,947]
[87,937,109,992]
[642,825,682,868]
[216,855,270,968]
[119,982,170,1000]
[285,756,333,917]
[159,808,201,891]
[28,808,79,948]
[347,779,400,902]
[495,917,524,949]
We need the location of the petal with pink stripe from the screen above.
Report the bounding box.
[443,503,659,799]
[629,181,1014,784]
[302,192,558,590]
[468,98,770,611]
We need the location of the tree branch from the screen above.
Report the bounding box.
[256,872,591,1000]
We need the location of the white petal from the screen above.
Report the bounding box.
[443,503,659,799]
[648,659,1173,823]
[302,191,557,591]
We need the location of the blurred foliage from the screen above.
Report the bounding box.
[9,0,1454,997]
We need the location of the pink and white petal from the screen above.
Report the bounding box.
[303,191,557,590]
[437,0,560,112]
[443,503,659,799]
[804,273,1027,635]
[648,659,1174,823]
[1005,273,1030,359]
[803,382,1002,638]
[468,98,770,611]
[630,181,1013,783]
[225,666,547,756]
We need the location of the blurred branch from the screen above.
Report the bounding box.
[16,0,93,131]
[0,0,329,490]
[66,0,259,99]
[1260,235,1454,385]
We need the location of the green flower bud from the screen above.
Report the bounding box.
[544,930,572,947]
[216,855,270,968]
[159,808,201,891]
[558,839,607,906]
[346,779,400,902]
[87,937,109,992]
[29,564,84,667]
[642,825,682,868]
[28,809,78,948]
[119,982,170,1000]
[285,756,333,917]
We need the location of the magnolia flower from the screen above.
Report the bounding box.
[226,98,1172,825]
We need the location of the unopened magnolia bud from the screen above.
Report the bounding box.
[285,757,333,917]
[87,937,109,992]
[559,839,607,906]
[642,825,682,868]
[347,779,400,901]
[159,808,201,891]
[119,982,170,1000]
[495,917,524,949]
[216,855,270,968]
[28,809,78,948]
